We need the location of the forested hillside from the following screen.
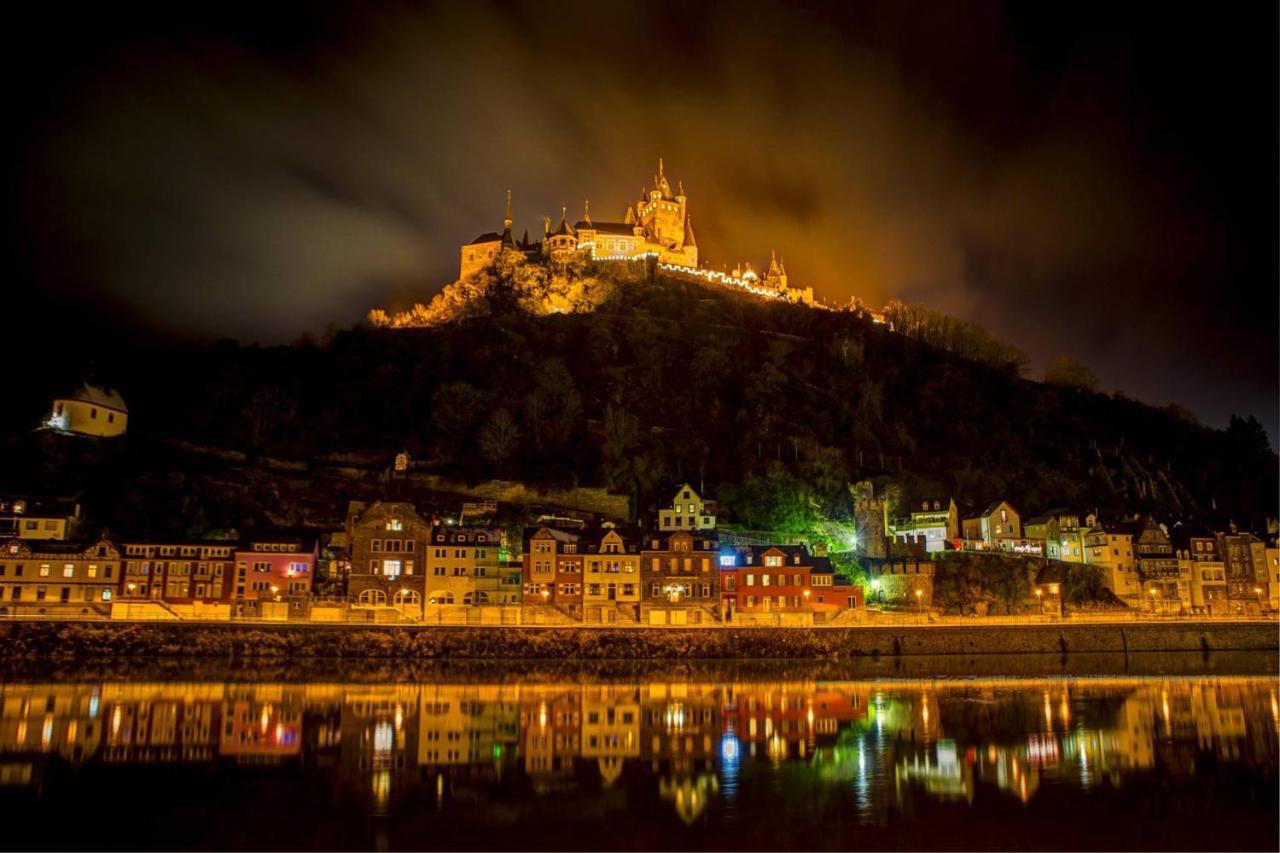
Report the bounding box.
[4,263,1275,532]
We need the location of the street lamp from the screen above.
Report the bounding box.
[1148,587,1158,615]
[915,588,923,623]
[1253,586,1265,615]
[271,584,280,602]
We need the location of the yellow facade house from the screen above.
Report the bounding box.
[0,496,81,541]
[1083,520,1141,603]
[0,538,120,614]
[582,525,642,624]
[658,483,717,531]
[46,383,128,438]
[424,526,504,607]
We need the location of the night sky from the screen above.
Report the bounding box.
[6,1,1277,441]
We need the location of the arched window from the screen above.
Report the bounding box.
[358,589,387,606]
[393,589,420,606]
[428,591,454,605]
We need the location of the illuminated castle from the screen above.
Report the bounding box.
[459,159,699,280]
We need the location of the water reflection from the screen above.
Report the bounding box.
[0,676,1275,849]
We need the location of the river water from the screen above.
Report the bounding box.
[0,655,1275,851]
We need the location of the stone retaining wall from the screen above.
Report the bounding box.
[1,620,1274,661]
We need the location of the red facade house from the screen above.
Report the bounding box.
[233,531,319,616]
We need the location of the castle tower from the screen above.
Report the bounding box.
[635,158,696,267]
[458,190,520,279]
[764,249,788,291]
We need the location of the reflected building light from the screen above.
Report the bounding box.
[374,721,393,754]
[372,770,390,810]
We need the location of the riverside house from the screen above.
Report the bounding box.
[347,501,432,617]
[0,538,119,616]
[640,529,719,625]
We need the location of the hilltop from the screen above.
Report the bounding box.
[1,260,1273,540]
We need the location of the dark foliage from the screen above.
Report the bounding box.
[2,270,1275,531]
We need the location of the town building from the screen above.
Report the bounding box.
[1264,539,1279,613]
[0,495,81,541]
[1171,524,1227,615]
[1132,516,1189,613]
[580,524,642,624]
[118,540,236,611]
[890,497,959,553]
[346,501,432,616]
[1024,509,1091,562]
[0,538,120,615]
[1083,520,1140,602]
[424,525,506,607]
[718,544,814,621]
[657,483,717,531]
[45,383,128,438]
[640,529,720,625]
[522,526,584,619]
[232,531,318,618]
[1220,531,1266,615]
[962,501,1022,547]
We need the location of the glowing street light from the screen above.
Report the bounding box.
[915,588,924,622]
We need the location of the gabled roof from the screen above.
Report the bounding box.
[581,525,643,553]
[1169,523,1219,551]
[64,383,128,413]
[432,526,501,545]
[526,526,580,544]
[979,500,1015,517]
[465,231,503,246]
[731,543,813,567]
[575,220,635,236]
[645,529,719,551]
[1095,520,1141,536]
[240,529,319,552]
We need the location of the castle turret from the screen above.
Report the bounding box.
[546,206,577,261]
[500,189,516,248]
[764,249,788,291]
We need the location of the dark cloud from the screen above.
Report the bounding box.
[6,0,1276,440]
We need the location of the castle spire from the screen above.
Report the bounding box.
[583,198,591,225]
[658,157,664,179]
[683,214,697,248]
[768,249,782,276]
[504,189,512,230]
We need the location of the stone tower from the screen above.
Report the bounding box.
[851,480,888,559]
